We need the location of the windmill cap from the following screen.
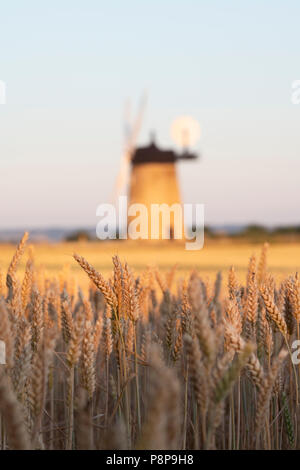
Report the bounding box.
[131,141,198,165]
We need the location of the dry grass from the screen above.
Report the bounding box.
[0,234,299,449]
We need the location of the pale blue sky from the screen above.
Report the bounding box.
[0,0,299,228]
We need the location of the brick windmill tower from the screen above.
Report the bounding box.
[113,98,200,239]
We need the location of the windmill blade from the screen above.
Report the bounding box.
[113,149,131,199]
[123,97,132,143]
[125,91,147,160]
[111,92,147,203]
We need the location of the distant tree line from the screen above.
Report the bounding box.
[64,224,300,242]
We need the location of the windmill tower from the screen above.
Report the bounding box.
[129,135,198,238]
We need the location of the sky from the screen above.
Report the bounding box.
[0,0,299,229]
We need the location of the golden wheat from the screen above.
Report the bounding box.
[0,235,299,450]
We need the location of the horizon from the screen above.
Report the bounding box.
[1,221,299,233]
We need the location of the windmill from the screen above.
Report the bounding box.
[113,97,200,240]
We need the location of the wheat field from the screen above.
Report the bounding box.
[1,239,299,287]
[0,233,299,449]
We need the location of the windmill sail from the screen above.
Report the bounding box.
[112,92,147,203]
